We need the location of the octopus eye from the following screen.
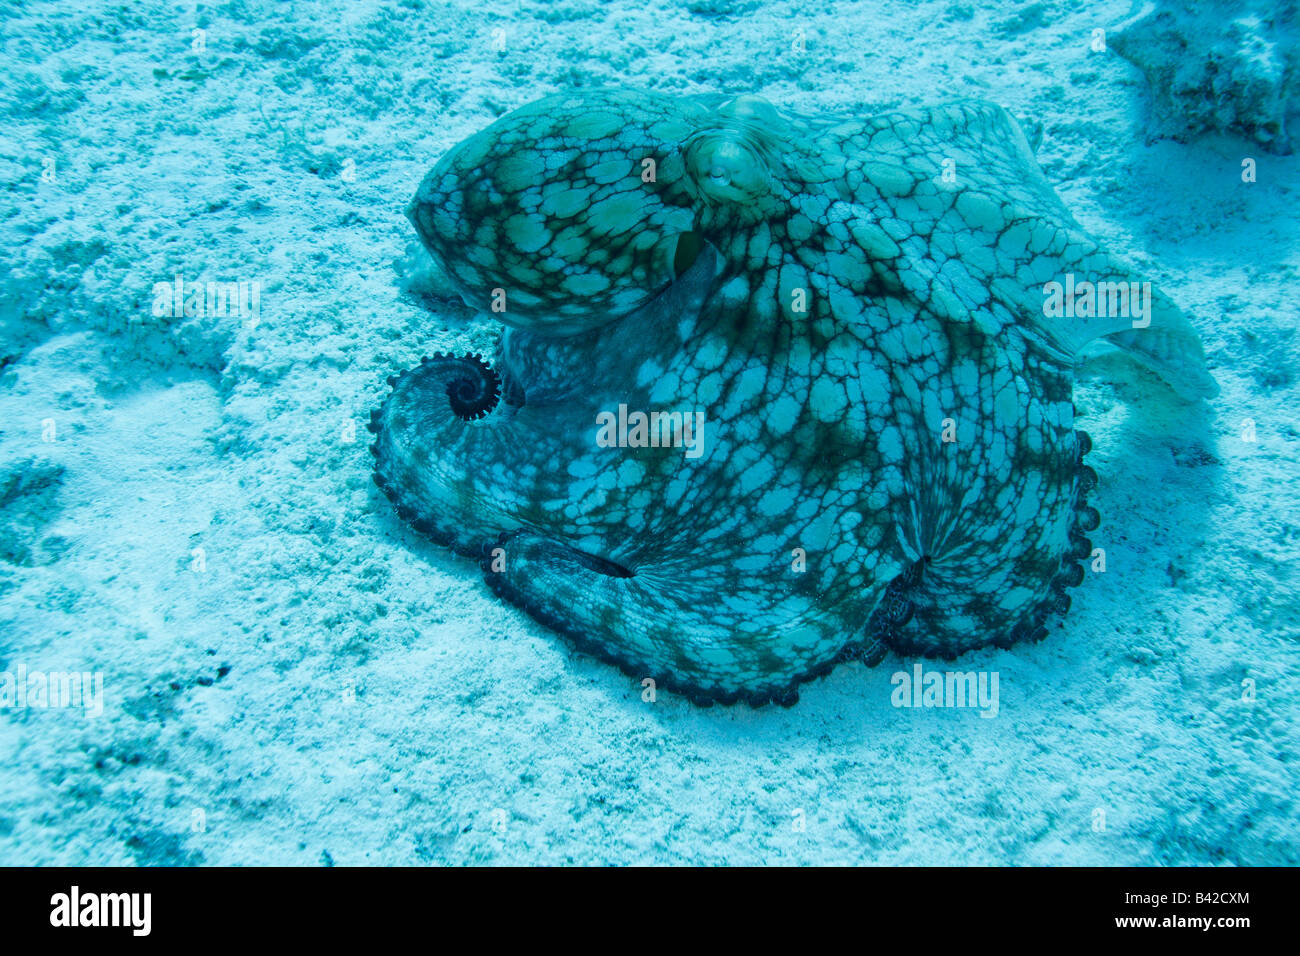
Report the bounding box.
[429,352,502,421]
[686,133,770,205]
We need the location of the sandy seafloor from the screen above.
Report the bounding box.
[0,0,1297,866]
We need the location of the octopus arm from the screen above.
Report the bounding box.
[481,530,865,706]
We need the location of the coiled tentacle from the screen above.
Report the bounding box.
[423,352,502,422]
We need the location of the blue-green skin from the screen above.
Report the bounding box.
[372,90,1216,706]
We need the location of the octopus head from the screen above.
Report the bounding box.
[407,90,725,337]
[407,91,794,337]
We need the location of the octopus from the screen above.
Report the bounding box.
[369,89,1217,706]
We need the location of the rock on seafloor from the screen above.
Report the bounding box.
[1111,0,1299,153]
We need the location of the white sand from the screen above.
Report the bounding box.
[1,0,1296,864]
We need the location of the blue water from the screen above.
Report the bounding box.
[0,0,1296,865]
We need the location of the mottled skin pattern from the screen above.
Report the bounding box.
[370,90,1216,706]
